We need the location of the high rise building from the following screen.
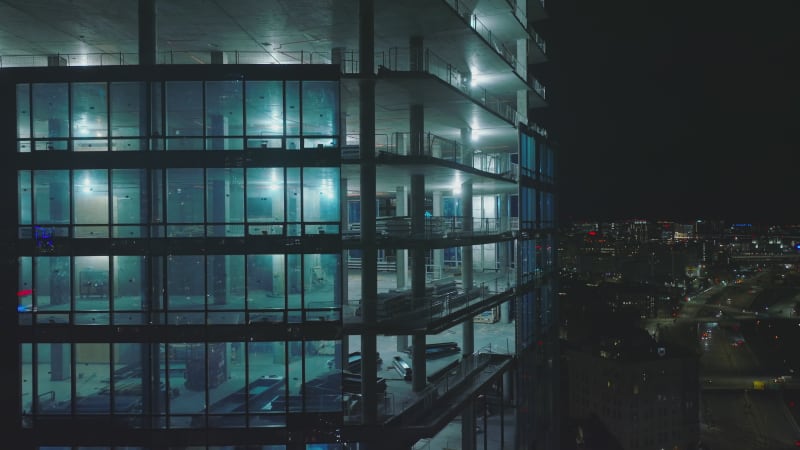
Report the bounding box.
[1,1,558,449]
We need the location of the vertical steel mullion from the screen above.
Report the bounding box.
[30,343,38,417]
[109,343,115,419]
[67,82,73,153]
[298,81,303,148]
[70,343,76,415]
[201,81,207,150]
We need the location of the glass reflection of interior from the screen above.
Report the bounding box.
[21,342,340,429]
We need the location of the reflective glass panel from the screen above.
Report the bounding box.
[246,81,284,138]
[301,81,337,136]
[302,167,340,223]
[32,83,68,139]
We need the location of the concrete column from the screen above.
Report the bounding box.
[462,399,476,450]
[461,181,474,356]
[138,0,157,66]
[411,174,426,299]
[516,88,528,126]
[432,190,443,276]
[47,55,67,67]
[499,193,513,323]
[503,370,514,404]
[461,181,474,289]
[341,178,349,307]
[411,174,427,392]
[359,0,379,427]
[331,46,346,72]
[412,333,426,392]
[460,127,474,167]
[410,35,424,71]
[395,185,408,289]
[210,50,227,64]
[516,38,528,78]
[410,104,424,156]
[396,184,410,353]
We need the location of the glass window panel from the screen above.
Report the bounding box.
[302,167,340,223]
[246,168,285,226]
[166,168,204,236]
[287,341,302,413]
[301,81,338,136]
[167,254,205,313]
[246,81,283,137]
[207,255,245,316]
[111,169,147,238]
[286,254,302,315]
[166,81,203,150]
[206,80,243,137]
[285,81,300,136]
[206,168,244,237]
[72,82,108,141]
[74,256,110,325]
[246,254,285,314]
[207,342,245,428]
[110,82,144,138]
[19,257,33,324]
[19,170,32,225]
[247,341,287,427]
[286,168,301,236]
[32,83,68,139]
[302,137,337,149]
[35,256,71,313]
[113,343,144,413]
[21,343,33,421]
[303,254,340,315]
[73,169,109,238]
[151,169,164,237]
[304,341,342,414]
[113,256,146,325]
[74,343,110,413]
[37,343,71,414]
[17,83,31,140]
[168,343,204,426]
[34,170,70,225]
[151,81,164,150]
[150,257,166,325]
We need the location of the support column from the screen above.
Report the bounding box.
[411,174,427,392]
[396,184,409,352]
[410,104,424,156]
[341,177,349,307]
[409,35,424,71]
[462,399,476,450]
[432,190,443,278]
[210,50,227,64]
[359,0,379,427]
[460,127,474,168]
[499,192,513,323]
[395,185,408,289]
[331,46,346,72]
[47,55,67,67]
[503,370,514,404]
[461,181,474,356]
[138,0,157,66]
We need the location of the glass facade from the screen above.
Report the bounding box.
[11,68,346,446]
[18,166,341,240]
[7,58,555,449]
[16,80,339,152]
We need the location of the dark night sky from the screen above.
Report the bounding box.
[537,1,800,225]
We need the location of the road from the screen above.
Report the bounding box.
[646,270,800,449]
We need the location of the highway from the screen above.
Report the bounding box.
[646,270,800,449]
